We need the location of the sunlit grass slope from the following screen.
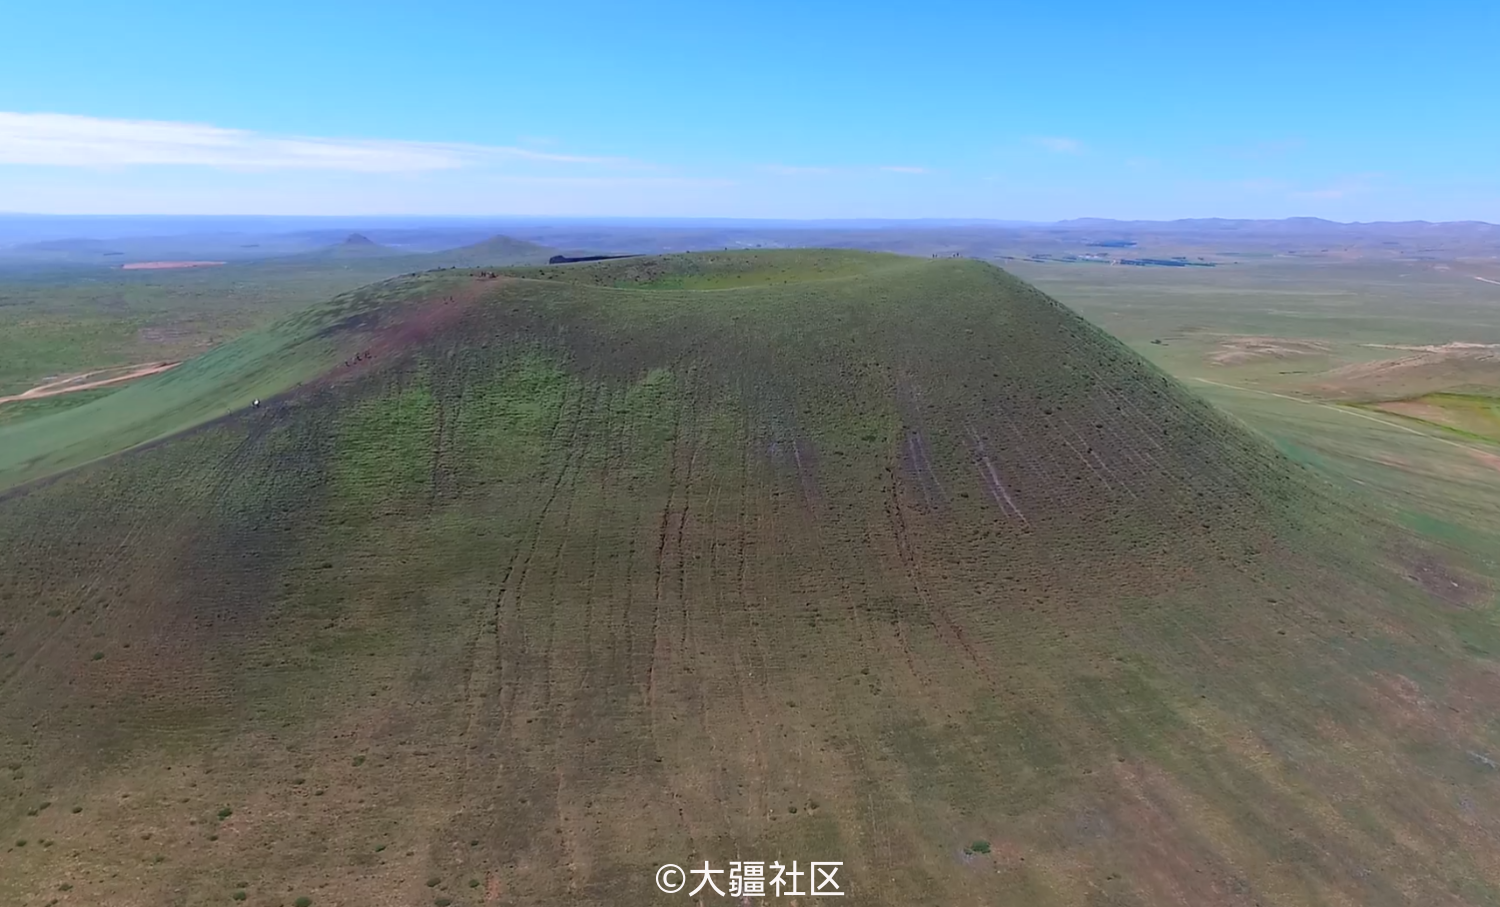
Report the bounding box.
[1,251,1497,907]
[0,270,473,492]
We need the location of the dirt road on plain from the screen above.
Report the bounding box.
[0,361,180,407]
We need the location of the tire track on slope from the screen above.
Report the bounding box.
[676,384,702,652]
[965,423,1031,527]
[733,412,776,826]
[881,477,925,682]
[540,381,608,900]
[457,380,580,819]
[538,382,605,716]
[884,464,1000,690]
[648,399,685,713]
[688,402,745,852]
[621,377,708,870]
[0,416,277,700]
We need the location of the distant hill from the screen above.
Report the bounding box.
[12,237,116,254]
[428,234,559,267]
[281,233,559,269]
[0,251,1493,905]
[299,232,405,259]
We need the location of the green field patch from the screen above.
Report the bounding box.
[331,378,439,509]
[449,351,579,482]
[1365,393,1500,443]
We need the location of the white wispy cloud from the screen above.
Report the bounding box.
[483,174,737,188]
[1030,136,1084,154]
[758,163,930,176]
[757,164,836,176]
[0,112,631,172]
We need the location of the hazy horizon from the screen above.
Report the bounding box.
[3,213,1498,228]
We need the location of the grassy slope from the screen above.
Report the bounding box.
[0,270,474,492]
[1013,256,1500,570]
[1,252,1498,906]
[0,236,559,401]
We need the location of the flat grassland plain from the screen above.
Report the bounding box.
[1011,257,1500,570]
[0,248,1498,906]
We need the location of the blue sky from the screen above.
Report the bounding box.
[1,0,1496,220]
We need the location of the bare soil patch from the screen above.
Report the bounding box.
[1393,547,1490,608]
[120,260,227,270]
[1361,341,1500,354]
[1206,336,1331,366]
[1310,345,1500,399]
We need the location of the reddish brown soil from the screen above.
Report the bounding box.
[314,283,489,392]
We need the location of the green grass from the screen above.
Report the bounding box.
[0,261,387,398]
[1009,257,1500,354]
[0,235,559,407]
[0,387,119,427]
[0,317,154,397]
[0,270,469,492]
[1011,256,1500,563]
[1364,392,1500,442]
[0,251,1497,906]
[506,248,902,289]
